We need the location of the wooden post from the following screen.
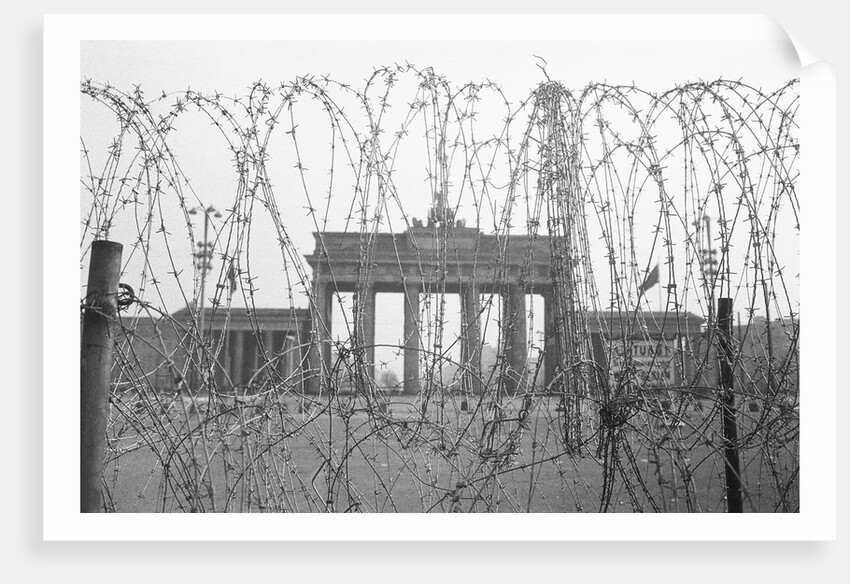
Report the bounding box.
[718,297,743,513]
[80,240,123,513]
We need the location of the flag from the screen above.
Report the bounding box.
[639,264,659,293]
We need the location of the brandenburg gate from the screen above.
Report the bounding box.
[304,206,559,396]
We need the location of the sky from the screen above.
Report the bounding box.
[80,34,801,376]
[82,38,799,97]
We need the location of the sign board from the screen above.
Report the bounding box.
[607,338,679,387]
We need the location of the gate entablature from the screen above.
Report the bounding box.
[304,226,554,292]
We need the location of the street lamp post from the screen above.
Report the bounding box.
[693,213,718,285]
[693,213,718,323]
[189,205,222,393]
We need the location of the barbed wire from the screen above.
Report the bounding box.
[81,65,799,513]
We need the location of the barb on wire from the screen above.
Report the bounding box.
[81,68,799,513]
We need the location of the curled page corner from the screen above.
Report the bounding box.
[788,33,826,69]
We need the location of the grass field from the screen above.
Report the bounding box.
[103,392,799,513]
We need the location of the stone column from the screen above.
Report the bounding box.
[232,329,245,388]
[219,329,231,390]
[298,318,312,393]
[307,277,333,394]
[263,329,274,381]
[544,289,559,390]
[403,282,421,395]
[460,283,482,395]
[589,332,608,397]
[502,284,527,394]
[361,284,376,381]
[286,334,297,381]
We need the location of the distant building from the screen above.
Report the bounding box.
[116,301,803,407]
[118,304,707,396]
[117,306,311,395]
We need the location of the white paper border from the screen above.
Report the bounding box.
[44,13,836,541]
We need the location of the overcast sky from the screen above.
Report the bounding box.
[81,35,800,374]
[83,38,799,96]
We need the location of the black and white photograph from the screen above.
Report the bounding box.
[70,17,807,519]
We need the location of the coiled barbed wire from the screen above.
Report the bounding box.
[82,66,799,513]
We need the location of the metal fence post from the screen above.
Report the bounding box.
[718,297,743,513]
[80,240,123,512]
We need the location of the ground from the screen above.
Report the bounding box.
[103,391,799,513]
